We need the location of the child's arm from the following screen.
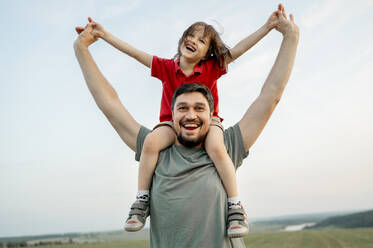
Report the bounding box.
[225,9,281,65]
[88,17,152,68]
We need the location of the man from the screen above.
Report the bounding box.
[74,4,299,248]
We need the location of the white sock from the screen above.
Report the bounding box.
[228,197,240,209]
[136,190,150,202]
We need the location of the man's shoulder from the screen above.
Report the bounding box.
[223,123,249,169]
[223,124,241,141]
[135,126,152,161]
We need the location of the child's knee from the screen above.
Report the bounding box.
[206,139,227,159]
[143,133,162,154]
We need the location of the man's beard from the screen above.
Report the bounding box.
[177,133,206,148]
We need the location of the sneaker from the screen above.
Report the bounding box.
[124,200,150,232]
[227,203,249,238]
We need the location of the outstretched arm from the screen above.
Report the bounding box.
[238,5,299,152]
[226,7,282,65]
[87,17,152,68]
[74,23,141,152]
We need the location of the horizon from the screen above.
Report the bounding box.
[1,207,370,239]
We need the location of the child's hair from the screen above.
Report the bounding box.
[175,22,232,69]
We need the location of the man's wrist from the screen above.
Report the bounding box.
[283,28,299,41]
[74,39,89,53]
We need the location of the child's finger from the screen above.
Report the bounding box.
[290,14,294,23]
[282,7,287,19]
[278,10,286,21]
[75,26,84,34]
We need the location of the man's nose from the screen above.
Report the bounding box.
[185,109,197,119]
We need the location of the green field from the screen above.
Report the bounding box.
[30,228,373,248]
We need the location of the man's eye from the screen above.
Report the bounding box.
[196,107,204,111]
[178,106,186,110]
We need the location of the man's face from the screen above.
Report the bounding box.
[172,92,212,148]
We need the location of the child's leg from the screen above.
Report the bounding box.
[205,125,238,199]
[205,123,249,237]
[138,125,175,191]
[125,124,175,232]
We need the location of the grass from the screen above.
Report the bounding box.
[30,228,373,248]
[243,228,373,248]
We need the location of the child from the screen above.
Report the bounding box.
[87,10,279,238]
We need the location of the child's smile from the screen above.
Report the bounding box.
[180,26,211,62]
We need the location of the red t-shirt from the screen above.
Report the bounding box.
[151,56,226,122]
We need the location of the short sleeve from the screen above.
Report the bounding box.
[224,124,249,170]
[135,126,152,162]
[151,56,170,82]
[208,59,227,80]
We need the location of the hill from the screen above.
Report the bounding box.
[309,209,373,229]
[250,210,356,232]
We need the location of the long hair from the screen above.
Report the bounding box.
[175,22,232,69]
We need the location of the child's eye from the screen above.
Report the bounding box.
[200,39,205,44]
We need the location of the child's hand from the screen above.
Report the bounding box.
[265,4,288,31]
[87,17,106,39]
[273,4,299,38]
[265,10,280,31]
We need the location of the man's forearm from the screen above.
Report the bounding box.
[260,32,299,102]
[74,42,119,112]
[228,25,270,63]
[102,32,152,68]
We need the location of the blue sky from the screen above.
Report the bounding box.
[1,0,372,237]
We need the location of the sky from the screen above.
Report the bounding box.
[1,0,372,237]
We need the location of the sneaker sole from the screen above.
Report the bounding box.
[124,223,144,232]
[227,228,249,238]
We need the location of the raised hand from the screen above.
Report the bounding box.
[74,22,98,49]
[274,4,299,38]
[265,9,282,30]
[87,17,106,38]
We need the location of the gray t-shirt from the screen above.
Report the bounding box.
[135,124,249,248]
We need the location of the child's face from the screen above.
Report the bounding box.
[180,25,211,63]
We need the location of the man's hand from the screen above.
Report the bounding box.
[239,4,299,152]
[274,4,299,39]
[74,22,98,50]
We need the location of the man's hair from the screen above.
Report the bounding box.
[171,83,214,113]
[175,22,232,69]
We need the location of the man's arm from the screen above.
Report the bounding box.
[225,8,281,65]
[238,6,299,153]
[74,24,141,152]
[88,17,152,68]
